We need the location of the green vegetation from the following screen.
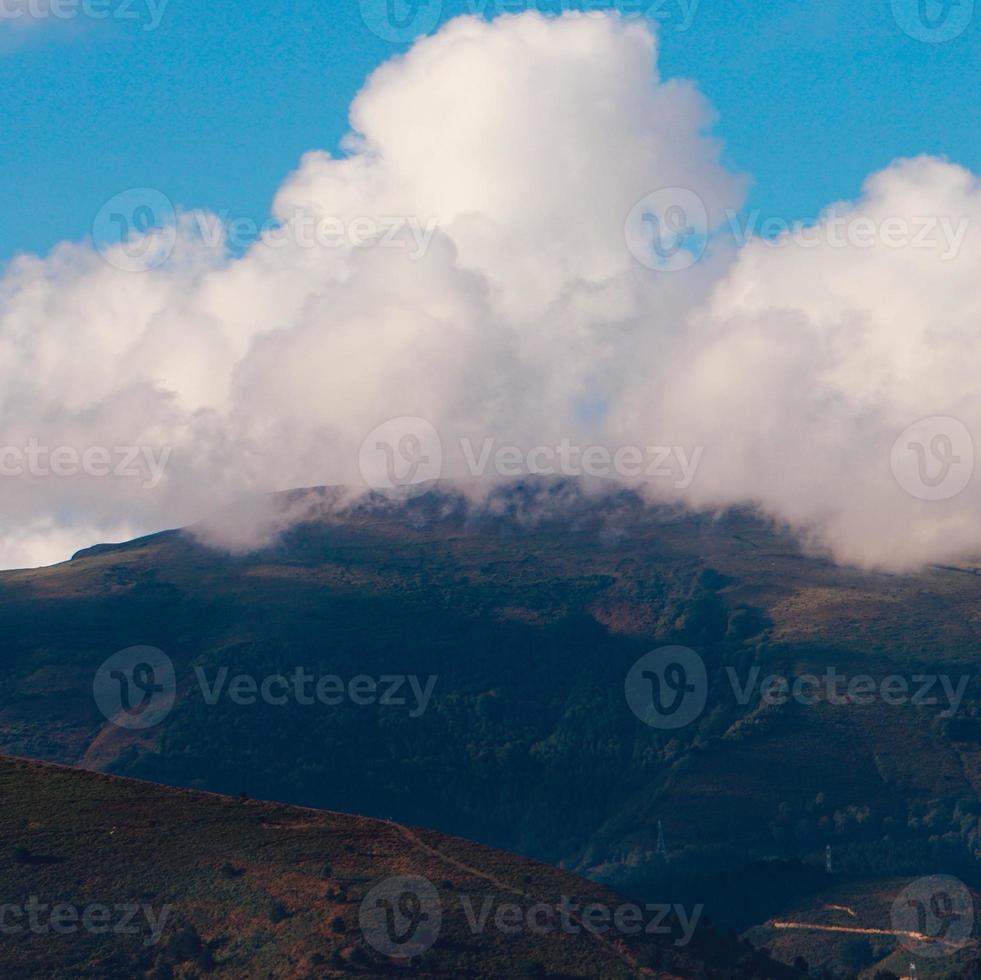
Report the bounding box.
[1,485,980,973]
[0,755,797,978]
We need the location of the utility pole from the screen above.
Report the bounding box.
[656,820,668,861]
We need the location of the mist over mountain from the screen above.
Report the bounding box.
[1,13,979,572]
[3,487,981,973]
[4,6,981,978]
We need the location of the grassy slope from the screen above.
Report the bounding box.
[0,486,980,966]
[743,876,981,978]
[0,754,793,979]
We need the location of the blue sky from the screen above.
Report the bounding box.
[0,0,978,264]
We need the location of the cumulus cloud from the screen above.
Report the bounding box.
[617,156,981,570]
[0,11,977,571]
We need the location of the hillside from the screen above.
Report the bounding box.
[0,754,796,978]
[0,483,980,969]
[743,875,981,978]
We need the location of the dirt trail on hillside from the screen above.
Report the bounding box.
[391,821,658,976]
[772,919,976,953]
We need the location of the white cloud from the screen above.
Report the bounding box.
[0,12,977,572]
[614,156,981,570]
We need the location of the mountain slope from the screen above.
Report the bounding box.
[0,484,979,956]
[0,754,794,979]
